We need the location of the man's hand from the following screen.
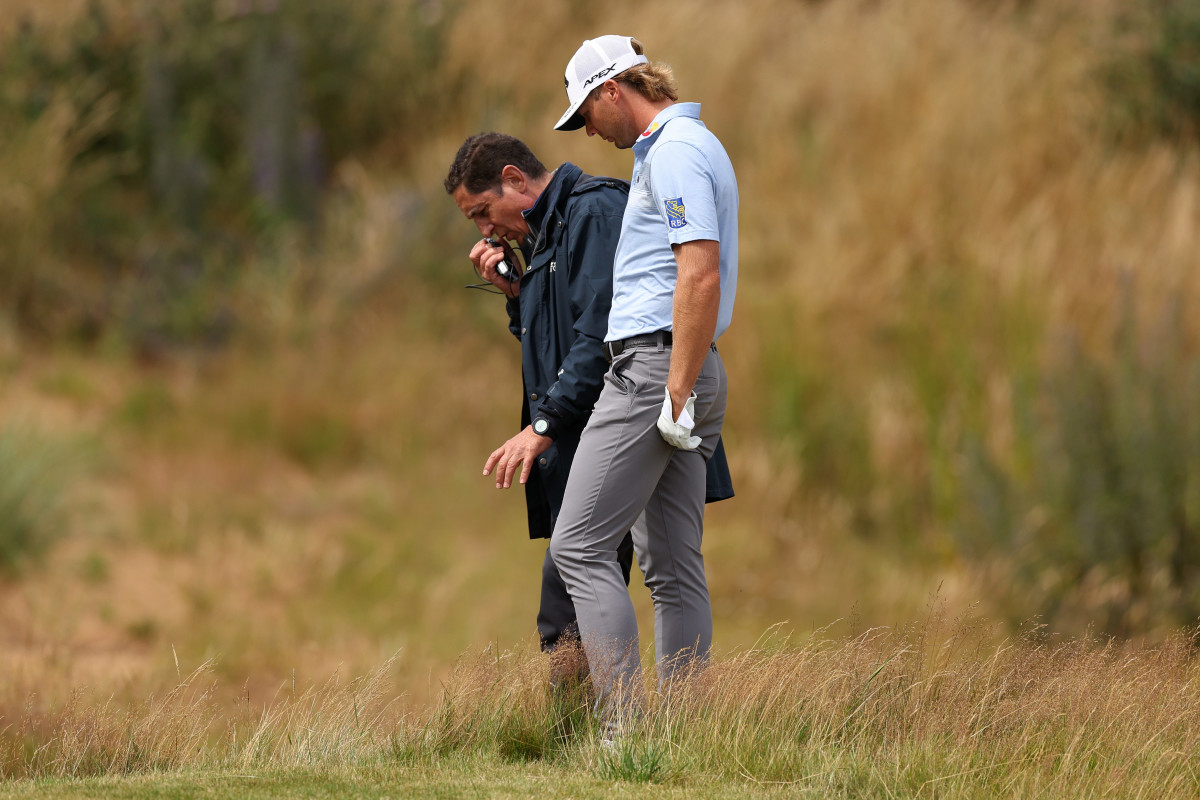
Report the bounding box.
[483,425,553,488]
[469,238,520,298]
[656,387,702,450]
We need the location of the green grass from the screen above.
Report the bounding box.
[0,760,803,800]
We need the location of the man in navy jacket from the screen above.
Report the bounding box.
[444,132,732,682]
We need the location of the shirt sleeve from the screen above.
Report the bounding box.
[541,199,622,424]
[647,140,721,246]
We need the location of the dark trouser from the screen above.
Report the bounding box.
[538,531,634,655]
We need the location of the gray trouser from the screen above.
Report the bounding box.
[549,340,727,715]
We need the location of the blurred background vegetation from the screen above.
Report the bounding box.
[1,0,1200,722]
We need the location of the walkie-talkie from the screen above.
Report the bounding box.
[485,238,517,281]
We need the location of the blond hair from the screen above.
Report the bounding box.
[591,37,678,103]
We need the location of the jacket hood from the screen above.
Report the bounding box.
[522,163,628,257]
[523,162,583,254]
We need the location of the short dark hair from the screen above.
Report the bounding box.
[444,133,548,195]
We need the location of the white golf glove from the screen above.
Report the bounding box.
[656,387,702,450]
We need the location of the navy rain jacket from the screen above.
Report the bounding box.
[508,162,733,540]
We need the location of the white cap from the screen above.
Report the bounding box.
[554,35,648,131]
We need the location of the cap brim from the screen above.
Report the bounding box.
[554,100,586,131]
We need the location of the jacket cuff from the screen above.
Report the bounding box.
[533,396,573,441]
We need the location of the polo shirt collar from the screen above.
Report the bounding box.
[633,102,702,156]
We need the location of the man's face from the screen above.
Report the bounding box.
[579,87,640,149]
[452,180,532,242]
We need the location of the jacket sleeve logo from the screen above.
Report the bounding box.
[664,197,687,229]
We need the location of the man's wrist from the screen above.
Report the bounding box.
[532,414,558,441]
[667,378,692,403]
[534,395,575,441]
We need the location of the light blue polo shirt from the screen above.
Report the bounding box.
[606,102,739,343]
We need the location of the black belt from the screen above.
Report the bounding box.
[605,330,672,361]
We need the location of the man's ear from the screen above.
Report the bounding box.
[500,164,525,192]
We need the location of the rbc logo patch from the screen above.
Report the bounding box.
[664,197,687,229]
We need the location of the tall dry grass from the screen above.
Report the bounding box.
[655,626,1200,793]
[402,615,1200,796]
[3,618,1198,798]
[1,661,215,779]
